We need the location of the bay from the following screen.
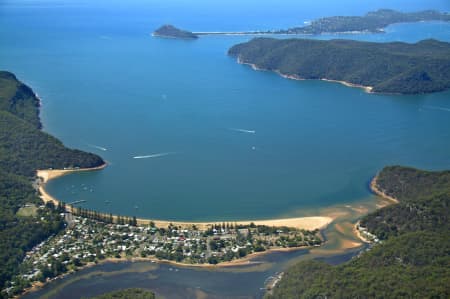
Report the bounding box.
[1,0,449,221]
[3,1,450,297]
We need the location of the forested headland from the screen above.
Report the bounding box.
[266,166,450,298]
[229,38,450,94]
[0,71,105,297]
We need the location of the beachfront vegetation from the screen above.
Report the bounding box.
[89,288,155,299]
[266,166,450,298]
[228,38,450,94]
[278,9,450,34]
[0,71,104,297]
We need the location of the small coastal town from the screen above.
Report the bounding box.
[4,207,322,296]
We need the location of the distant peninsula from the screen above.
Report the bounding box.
[278,9,450,34]
[190,9,450,36]
[228,38,450,94]
[152,25,198,39]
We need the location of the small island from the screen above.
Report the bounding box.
[152,25,198,39]
[228,38,450,94]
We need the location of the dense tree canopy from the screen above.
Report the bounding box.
[229,38,450,94]
[361,166,450,240]
[0,71,104,296]
[0,71,41,128]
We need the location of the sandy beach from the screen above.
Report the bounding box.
[321,78,373,93]
[24,165,334,296]
[139,216,333,231]
[36,164,108,208]
[353,174,400,243]
[36,167,333,230]
[236,58,374,93]
[37,164,108,184]
[28,166,399,298]
[369,175,399,204]
[353,221,372,243]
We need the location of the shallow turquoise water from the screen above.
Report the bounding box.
[1,1,450,221]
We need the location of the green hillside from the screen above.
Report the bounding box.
[0,71,40,128]
[0,110,103,177]
[361,166,450,239]
[0,71,104,297]
[228,38,450,94]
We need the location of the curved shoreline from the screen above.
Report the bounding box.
[237,58,374,93]
[37,163,108,207]
[36,167,333,230]
[30,166,389,297]
[353,221,372,243]
[27,166,331,296]
[353,174,400,243]
[369,174,399,204]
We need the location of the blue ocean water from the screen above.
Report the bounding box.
[1,0,450,221]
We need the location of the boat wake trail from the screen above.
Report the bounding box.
[422,105,450,113]
[88,144,107,151]
[133,152,175,159]
[229,128,256,134]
